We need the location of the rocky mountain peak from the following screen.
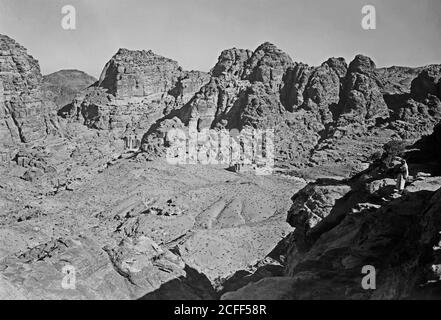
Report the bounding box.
[348,54,376,74]
[336,54,388,127]
[244,42,293,90]
[0,34,42,90]
[97,48,181,98]
[0,34,28,52]
[58,44,210,135]
[211,48,252,78]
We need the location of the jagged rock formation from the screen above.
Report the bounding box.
[302,57,441,177]
[143,43,331,166]
[97,48,208,102]
[336,55,389,127]
[34,40,436,179]
[59,48,209,139]
[43,69,96,109]
[300,57,347,122]
[96,48,178,98]
[141,43,441,178]
[0,34,60,159]
[390,65,441,138]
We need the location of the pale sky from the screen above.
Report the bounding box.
[0,0,440,78]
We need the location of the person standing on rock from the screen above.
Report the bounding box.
[396,158,409,194]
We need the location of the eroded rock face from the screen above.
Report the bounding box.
[24,38,427,180]
[103,235,191,298]
[243,42,293,91]
[411,65,441,100]
[211,48,252,78]
[141,116,186,158]
[301,58,347,124]
[61,48,209,139]
[95,48,210,104]
[0,234,209,300]
[0,34,60,154]
[0,237,131,299]
[179,44,291,132]
[225,188,441,299]
[280,62,312,112]
[286,181,352,251]
[336,55,389,128]
[142,43,440,178]
[386,65,441,140]
[97,48,179,98]
[143,42,304,160]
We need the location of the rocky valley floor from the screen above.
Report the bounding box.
[0,152,305,299]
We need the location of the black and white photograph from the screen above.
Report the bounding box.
[0,0,440,306]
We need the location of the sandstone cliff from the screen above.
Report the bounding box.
[42,39,440,180]
[141,43,441,178]
[59,48,209,139]
[0,34,61,159]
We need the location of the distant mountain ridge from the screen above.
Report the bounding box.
[43,69,97,109]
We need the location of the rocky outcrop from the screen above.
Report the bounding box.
[97,48,179,98]
[60,48,209,139]
[143,43,306,161]
[280,62,312,112]
[388,64,441,139]
[0,34,60,156]
[95,48,209,104]
[0,233,212,299]
[410,65,441,100]
[43,69,96,109]
[206,42,294,129]
[211,48,252,78]
[336,55,389,128]
[32,38,433,179]
[243,42,293,91]
[307,60,441,178]
[223,123,441,300]
[141,43,440,178]
[301,58,347,123]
